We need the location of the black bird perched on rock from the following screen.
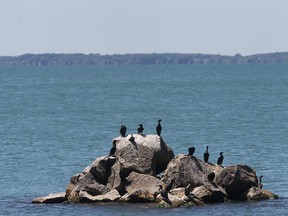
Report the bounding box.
[159,180,174,205]
[258,175,263,189]
[187,147,195,156]
[203,146,209,163]
[137,124,144,135]
[208,172,215,182]
[217,152,224,166]
[129,134,135,143]
[120,125,127,137]
[109,140,117,157]
[156,119,162,136]
[185,183,192,197]
[159,185,171,205]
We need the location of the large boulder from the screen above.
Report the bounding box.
[65,135,174,202]
[113,134,174,175]
[119,172,161,202]
[216,164,258,200]
[66,156,115,202]
[191,183,227,203]
[161,154,223,189]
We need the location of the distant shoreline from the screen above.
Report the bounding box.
[1,52,288,66]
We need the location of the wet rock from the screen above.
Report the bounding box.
[79,189,121,202]
[245,187,279,200]
[32,192,66,204]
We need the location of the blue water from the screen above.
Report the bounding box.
[0,64,287,215]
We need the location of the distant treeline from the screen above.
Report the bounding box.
[1,52,288,66]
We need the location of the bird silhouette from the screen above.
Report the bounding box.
[208,172,215,182]
[156,119,162,136]
[159,180,174,205]
[120,125,127,137]
[203,146,209,163]
[129,134,135,143]
[137,124,144,135]
[258,175,263,189]
[217,152,224,166]
[109,140,117,157]
[187,147,195,156]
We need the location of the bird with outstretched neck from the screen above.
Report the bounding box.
[258,175,263,189]
[203,146,209,163]
[156,119,162,136]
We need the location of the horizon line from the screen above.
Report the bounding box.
[1,51,288,58]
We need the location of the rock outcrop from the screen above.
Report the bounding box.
[65,134,174,203]
[32,134,278,207]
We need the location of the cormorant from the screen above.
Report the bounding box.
[109,140,117,157]
[203,146,209,163]
[120,125,127,137]
[137,124,144,135]
[165,179,174,192]
[187,147,195,156]
[159,180,174,205]
[258,175,263,189]
[159,185,171,205]
[185,183,192,197]
[208,172,215,182]
[156,119,162,136]
[217,152,224,166]
[129,134,135,143]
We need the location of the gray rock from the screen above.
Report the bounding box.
[89,155,116,185]
[66,172,110,203]
[122,172,162,202]
[161,154,223,189]
[33,135,278,206]
[32,192,66,204]
[112,135,174,176]
[192,183,227,203]
[79,189,121,202]
[65,134,174,203]
[245,187,279,200]
[216,164,258,200]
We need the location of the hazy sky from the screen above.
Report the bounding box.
[1,0,288,56]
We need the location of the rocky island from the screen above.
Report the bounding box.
[32,134,278,207]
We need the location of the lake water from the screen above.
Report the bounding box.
[0,64,287,215]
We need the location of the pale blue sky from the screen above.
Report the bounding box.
[1,0,288,56]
